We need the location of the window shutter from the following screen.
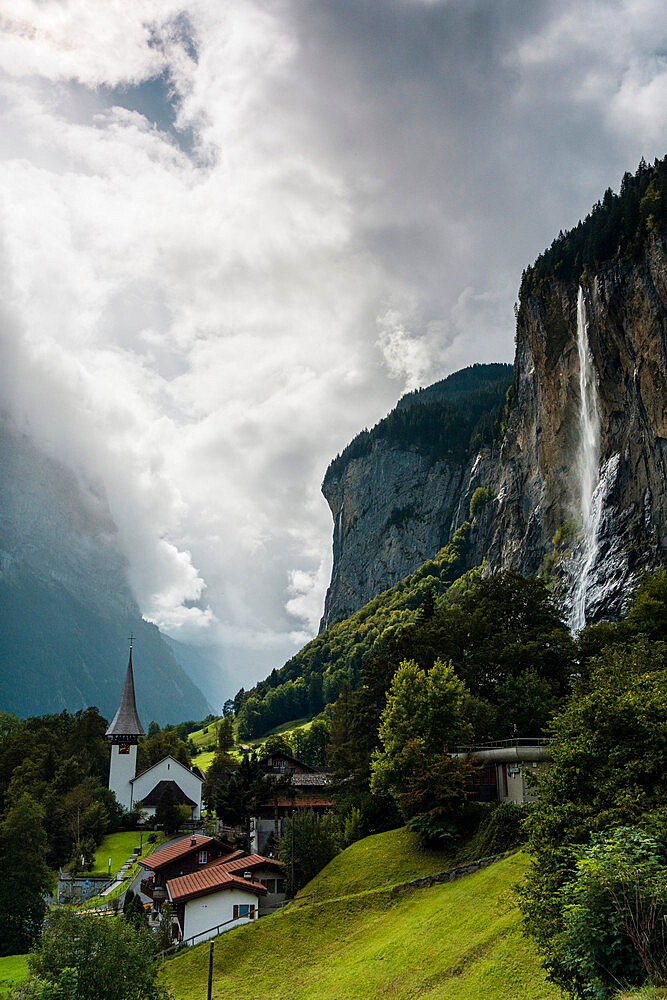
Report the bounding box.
[250,905,255,918]
[233,905,238,919]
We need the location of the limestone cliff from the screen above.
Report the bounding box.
[470,232,667,620]
[320,232,666,628]
[320,365,512,628]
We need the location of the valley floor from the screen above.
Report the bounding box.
[164,850,560,1000]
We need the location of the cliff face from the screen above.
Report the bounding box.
[320,443,467,628]
[320,234,667,628]
[471,232,666,620]
[319,364,512,629]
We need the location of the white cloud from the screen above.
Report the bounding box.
[0,0,665,694]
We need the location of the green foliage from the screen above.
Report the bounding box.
[470,486,495,520]
[324,363,512,485]
[519,575,667,998]
[0,793,51,955]
[26,911,171,1000]
[155,785,182,836]
[521,157,667,296]
[122,889,148,929]
[550,826,667,999]
[215,752,287,850]
[459,802,528,862]
[0,708,112,869]
[290,719,331,767]
[136,729,191,773]
[370,659,474,845]
[236,521,475,737]
[217,716,235,753]
[278,810,339,897]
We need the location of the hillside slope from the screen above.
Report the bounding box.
[164,851,559,1000]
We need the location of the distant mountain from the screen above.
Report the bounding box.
[0,420,213,724]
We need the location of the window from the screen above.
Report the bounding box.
[238,904,250,917]
[260,879,276,893]
[276,879,285,893]
[198,851,208,864]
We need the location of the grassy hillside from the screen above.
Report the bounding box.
[163,851,559,1000]
[0,955,28,997]
[295,826,452,903]
[190,715,315,773]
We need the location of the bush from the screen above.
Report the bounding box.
[469,487,495,520]
[459,802,528,861]
[24,911,171,1000]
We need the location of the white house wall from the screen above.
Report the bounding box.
[131,757,203,819]
[182,888,258,945]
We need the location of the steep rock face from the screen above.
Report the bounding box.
[320,443,467,628]
[470,232,667,619]
[0,421,213,722]
[319,234,666,628]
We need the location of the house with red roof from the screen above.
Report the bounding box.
[166,851,285,945]
[139,833,285,943]
[248,752,333,854]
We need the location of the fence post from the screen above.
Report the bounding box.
[207,940,214,1000]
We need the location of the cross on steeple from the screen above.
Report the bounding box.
[128,633,135,648]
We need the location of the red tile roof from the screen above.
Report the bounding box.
[167,865,268,903]
[139,835,218,871]
[217,853,283,873]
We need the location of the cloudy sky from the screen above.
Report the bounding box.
[0,0,665,698]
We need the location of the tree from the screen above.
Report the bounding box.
[278,810,339,897]
[155,785,181,836]
[370,659,474,845]
[217,716,234,753]
[215,752,285,850]
[519,639,667,995]
[26,911,172,1000]
[0,793,52,955]
[222,699,235,718]
[123,889,148,929]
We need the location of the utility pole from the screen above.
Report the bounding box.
[207,940,214,1000]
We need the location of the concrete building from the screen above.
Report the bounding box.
[455,739,552,804]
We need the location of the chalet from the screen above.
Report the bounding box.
[106,644,204,819]
[166,851,286,944]
[249,752,333,854]
[138,833,235,911]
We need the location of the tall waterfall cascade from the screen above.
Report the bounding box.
[568,287,603,632]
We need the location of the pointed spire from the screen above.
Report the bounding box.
[106,645,145,737]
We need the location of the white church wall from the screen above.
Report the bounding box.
[131,756,203,819]
[109,743,137,811]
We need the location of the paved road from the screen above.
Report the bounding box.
[122,830,203,905]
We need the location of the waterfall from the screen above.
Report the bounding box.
[568,287,602,632]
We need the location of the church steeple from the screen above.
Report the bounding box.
[106,644,145,739]
[107,640,144,811]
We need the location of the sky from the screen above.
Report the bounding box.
[0,0,665,701]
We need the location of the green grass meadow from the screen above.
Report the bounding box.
[296,826,453,903]
[91,830,150,876]
[0,954,29,997]
[164,851,560,1000]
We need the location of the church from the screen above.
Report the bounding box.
[106,644,204,821]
